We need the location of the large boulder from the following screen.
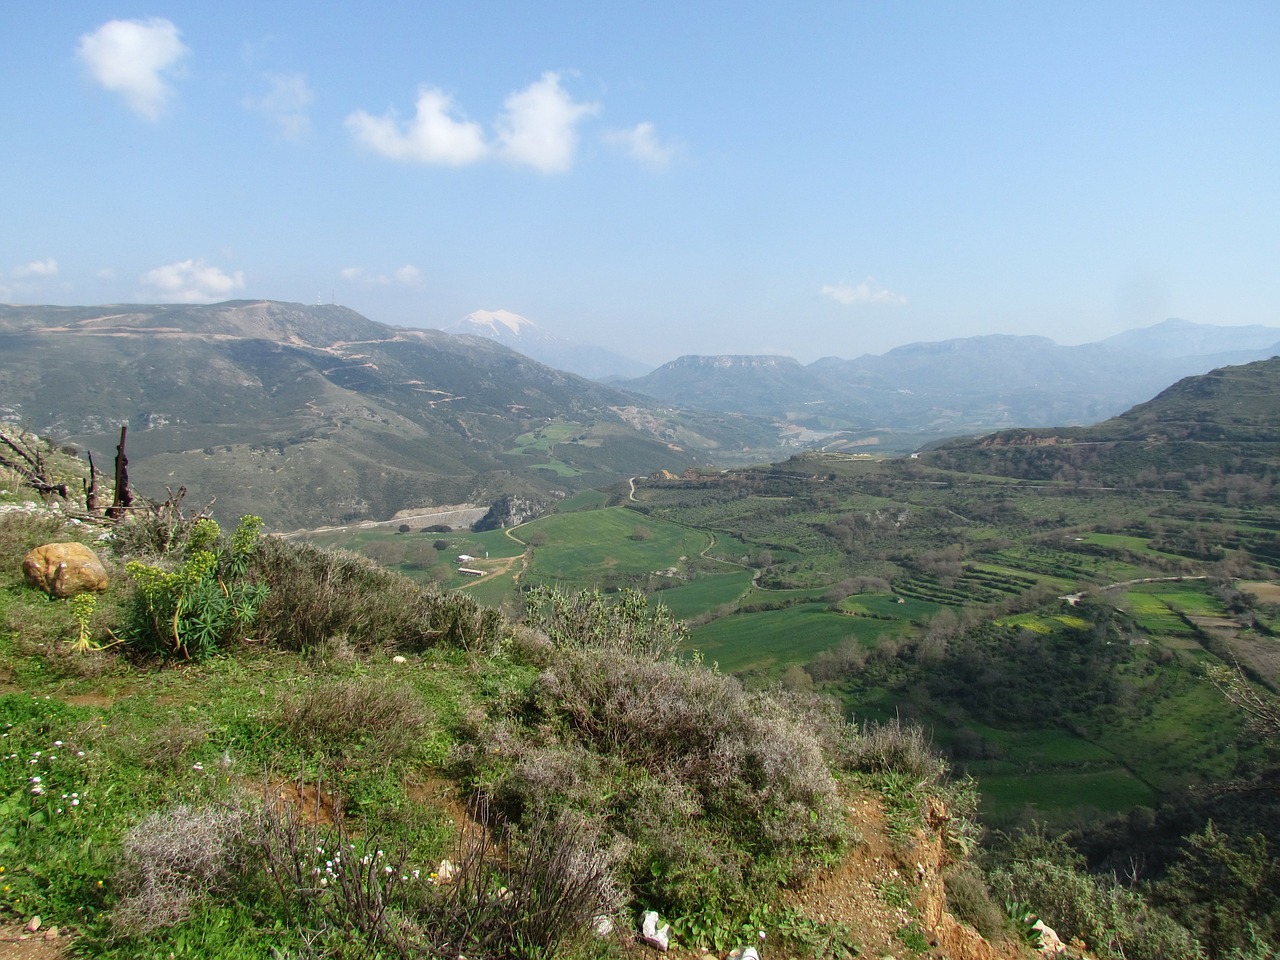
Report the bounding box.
[22,542,109,598]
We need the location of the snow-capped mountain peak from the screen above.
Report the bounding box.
[460,309,536,337]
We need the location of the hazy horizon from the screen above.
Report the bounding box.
[3,3,1277,365]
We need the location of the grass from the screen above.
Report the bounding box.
[520,506,710,585]
[689,603,886,674]
[977,768,1158,820]
[655,569,754,619]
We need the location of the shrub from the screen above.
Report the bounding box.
[258,791,624,960]
[521,585,686,661]
[845,717,947,784]
[112,800,257,936]
[462,600,846,946]
[944,862,1007,940]
[276,678,429,773]
[123,515,268,659]
[251,537,506,654]
[989,828,1202,960]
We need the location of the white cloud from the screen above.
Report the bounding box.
[820,278,907,306]
[345,88,489,165]
[495,72,598,173]
[345,72,598,173]
[141,259,244,302]
[246,72,313,140]
[394,264,422,286]
[341,264,422,287]
[13,259,58,279]
[77,18,189,120]
[605,121,678,169]
[95,267,116,282]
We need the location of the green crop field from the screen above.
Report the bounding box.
[656,569,755,619]
[977,767,1157,820]
[520,506,710,586]
[838,592,942,622]
[690,603,888,674]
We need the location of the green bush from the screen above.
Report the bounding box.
[522,585,686,660]
[989,828,1201,960]
[251,537,505,654]
[460,588,846,949]
[124,515,268,660]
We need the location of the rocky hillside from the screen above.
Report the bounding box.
[0,301,779,529]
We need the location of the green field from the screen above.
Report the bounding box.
[291,453,1276,831]
[690,603,889,674]
[976,767,1158,820]
[520,507,711,586]
[656,569,755,619]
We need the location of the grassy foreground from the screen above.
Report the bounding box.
[0,504,996,960]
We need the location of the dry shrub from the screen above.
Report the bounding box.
[276,678,428,771]
[251,538,506,654]
[531,649,842,847]
[112,800,257,935]
[944,862,1007,940]
[845,716,948,784]
[258,791,624,960]
[425,804,628,959]
[461,645,845,929]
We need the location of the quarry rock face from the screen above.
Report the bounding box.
[22,542,109,598]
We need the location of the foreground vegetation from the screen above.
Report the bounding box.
[0,499,1007,959]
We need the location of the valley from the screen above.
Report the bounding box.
[304,451,1277,831]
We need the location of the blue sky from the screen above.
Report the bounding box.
[2,3,1277,365]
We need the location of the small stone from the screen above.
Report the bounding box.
[25,915,41,933]
[392,655,407,664]
[43,926,59,940]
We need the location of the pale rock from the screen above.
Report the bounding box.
[22,542,108,598]
[1033,919,1066,955]
[640,910,671,951]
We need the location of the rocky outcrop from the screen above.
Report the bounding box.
[472,494,553,531]
[22,542,109,598]
[913,797,1025,960]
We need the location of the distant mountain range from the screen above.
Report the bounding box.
[441,309,652,380]
[0,301,777,529]
[614,319,1280,451]
[5,300,1278,528]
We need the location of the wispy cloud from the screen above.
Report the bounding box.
[394,264,422,286]
[77,18,189,120]
[820,278,907,306]
[13,259,58,279]
[346,88,488,165]
[494,72,598,173]
[246,72,313,140]
[340,264,423,287]
[605,121,678,169]
[346,72,598,173]
[141,259,244,302]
